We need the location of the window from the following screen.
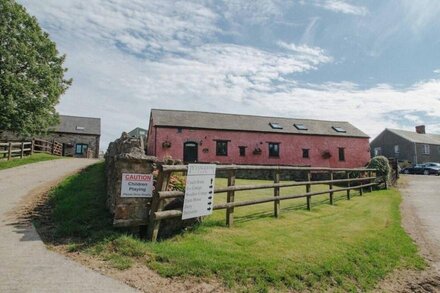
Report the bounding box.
[269,122,283,129]
[423,144,430,155]
[294,123,308,130]
[394,145,400,154]
[75,143,88,155]
[332,126,346,133]
[76,126,85,130]
[139,131,145,135]
[338,147,345,161]
[239,146,246,156]
[374,147,382,156]
[216,140,228,156]
[177,128,182,133]
[302,148,310,158]
[269,143,280,157]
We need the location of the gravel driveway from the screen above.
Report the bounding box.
[0,159,138,292]
[400,174,440,271]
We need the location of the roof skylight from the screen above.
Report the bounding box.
[332,126,346,133]
[294,124,308,130]
[269,122,283,129]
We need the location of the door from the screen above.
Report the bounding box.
[183,142,198,163]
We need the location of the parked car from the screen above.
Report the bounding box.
[401,163,440,175]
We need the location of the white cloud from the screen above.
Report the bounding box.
[219,0,285,25]
[315,0,368,16]
[23,0,221,56]
[277,41,332,64]
[401,0,440,32]
[17,0,440,150]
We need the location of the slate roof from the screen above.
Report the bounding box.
[387,128,440,145]
[150,109,369,138]
[52,115,101,135]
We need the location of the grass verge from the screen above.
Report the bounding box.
[40,162,425,292]
[0,153,61,170]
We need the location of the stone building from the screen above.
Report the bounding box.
[1,115,101,158]
[146,109,371,168]
[47,115,101,158]
[370,125,440,164]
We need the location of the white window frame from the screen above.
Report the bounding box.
[394,145,399,154]
[423,144,430,155]
[374,147,381,156]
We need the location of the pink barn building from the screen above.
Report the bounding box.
[146,109,371,168]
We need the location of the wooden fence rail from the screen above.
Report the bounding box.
[0,138,63,160]
[146,165,378,241]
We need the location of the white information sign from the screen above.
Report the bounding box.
[121,173,153,198]
[182,164,216,220]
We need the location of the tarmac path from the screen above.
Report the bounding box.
[0,159,138,293]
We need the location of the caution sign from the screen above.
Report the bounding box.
[121,173,153,198]
[182,164,216,220]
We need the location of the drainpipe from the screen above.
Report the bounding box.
[414,142,418,164]
[154,126,157,157]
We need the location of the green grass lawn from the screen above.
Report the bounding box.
[43,162,425,292]
[0,153,61,170]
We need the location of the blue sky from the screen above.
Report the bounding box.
[18,0,440,148]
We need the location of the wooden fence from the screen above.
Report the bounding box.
[0,138,63,160]
[0,141,33,160]
[33,138,63,156]
[146,165,378,241]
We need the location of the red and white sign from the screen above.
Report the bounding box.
[121,173,153,198]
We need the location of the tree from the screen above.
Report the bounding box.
[0,0,71,136]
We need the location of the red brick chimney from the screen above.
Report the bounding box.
[415,125,426,134]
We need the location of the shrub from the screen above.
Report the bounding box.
[368,156,391,188]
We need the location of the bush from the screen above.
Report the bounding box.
[368,156,391,188]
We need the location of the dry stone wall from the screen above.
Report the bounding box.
[105,132,156,227]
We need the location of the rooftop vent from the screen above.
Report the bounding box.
[415,125,426,134]
[269,122,283,129]
[294,123,308,130]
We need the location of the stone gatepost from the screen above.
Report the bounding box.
[105,133,156,227]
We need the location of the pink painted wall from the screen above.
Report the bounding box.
[147,127,371,168]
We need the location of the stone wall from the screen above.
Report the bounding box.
[105,132,156,227]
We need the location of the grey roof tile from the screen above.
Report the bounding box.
[387,128,440,145]
[151,109,369,138]
[53,115,101,135]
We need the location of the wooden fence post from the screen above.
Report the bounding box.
[368,170,373,192]
[51,139,55,154]
[359,171,364,196]
[306,171,311,211]
[226,169,236,227]
[8,142,12,161]
[329,171,334,205]
[20,142,24,158]
[273,169,280,218]
[146,168,170,242]
[31,139,34,155]
[346,172,351,200]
